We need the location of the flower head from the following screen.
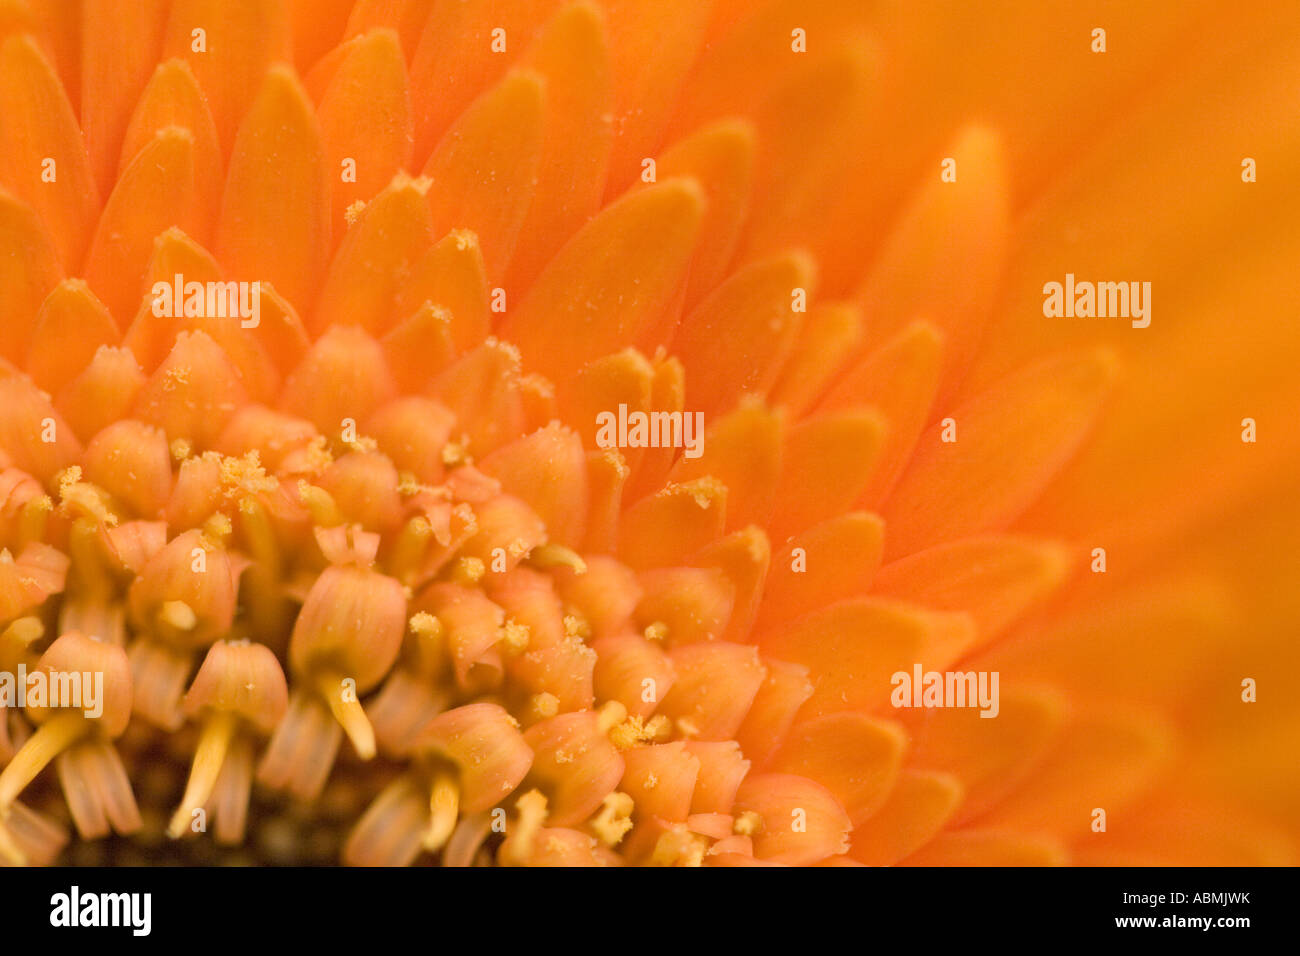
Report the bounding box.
[0,0,1296,867]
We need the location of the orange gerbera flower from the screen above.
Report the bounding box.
[0,0,1296,867]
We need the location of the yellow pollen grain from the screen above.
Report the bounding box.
[169,438,192,462]
[344,199,367,226]
[409,612,442,638]
[451,556,486,585]
[162,365,191,391]
[441,441,469,467]
[608,714,662,751]
[219,451,276,501]
[300,436,333,475]
[734,811,762,836]
[397,472,425,497]
[55,466,82,500]
[501,619,531,653]
[563,614,591,640]
[345,434,378,454]
[643,621,668,642]
[201,512,233,545]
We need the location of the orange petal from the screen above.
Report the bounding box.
[407,0,556,162]
[0,376,82,485]
[767,409,886,542]
[672,251,813,418]
[974,706,1174,840]
[343,0,435,60]
[656,119,756,312]
[0,187,63,364]
[394,229,492,356]
[81,0,169,196]
[688,525,769,643]
[121,227,223,374]
[740,42,878,295]
[770,713,906,825]
[415,702,533,812]
[280,325,397,440]
[819,320,945,508]
[430,339,527,456]
[659,642,766,741]
[552,555,640,638]
[216,65,330,315]
[0,35,99,270]
[479,423,588,547]
[500,179,704,382]
[380,303,457,392]
[854,126,1008,409]
[733,772,851,865]
[882,348,1119,559]
[421,69,544,283]
[582,450,626,555]
[590,631,674,720]
[757,598,975,718]
[667,400,783,532]
[26,280,120,396]
[599,0,713,197]
[55,346,145,442]
[163,0,292,151]
[316,28,414,238]
[899,829,1067,867]
[758,512,884,629]
[685,740,749,816]
[523,711,624,827]
[848,770,964,866]
[314,172,432,336]
[735,658,812,769]
[621,742,699,822]
[131,330,248,450]
[634,566,733,646]
[907,684,1066,825]
[617,478,726,571]
[84,127,202,324]
[873,536,1071,646]
[507,1,613,292]
[118,59,223,232]
[768,301,862,417]
[289,0,353,72]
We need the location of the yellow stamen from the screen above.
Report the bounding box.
[423,773,459,852]
[590,791,635,847]
[297,481,343,526]
[168,709,238,839]
[0,712,88,813]
[159,600,198,631]
[315,671,376,760]
[503,789,548,865]
[528,692,559,721]
[17,495,52,548]
[526,542,587,574]
[596,700,628,734]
